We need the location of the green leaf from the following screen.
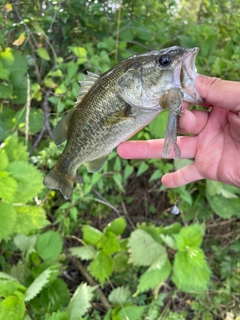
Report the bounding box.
[108,286,131,306]
[48,69,63,77]
[104,217,126,236]
[172,249,211,292]
[88,251,113,286]
[137,162,149,177]
[0,148,9,171]
[7,161,44,203]
[174,224,205,251]
[128,229,166,266]
[98,233,120,255]
[15,205,47,234]
[115,305,146,320]
[0,279,26,297]
[136,258,171,294]
[14,234,37,252]
[69,246,96,260]
[36,231,63,261]
[82,225,104,245]
[37,47,51,61]
[25,267,55,302]
[67,283,96,319]
[0,171,18,203]
[15,108,45,135]
[3,135,28,162]
[0,202,17,241]
[0,293,25,320]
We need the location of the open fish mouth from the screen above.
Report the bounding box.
[175,47,203,104]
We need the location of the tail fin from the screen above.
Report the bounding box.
[43,165,74,199]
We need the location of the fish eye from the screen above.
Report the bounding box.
[158,54,172,67]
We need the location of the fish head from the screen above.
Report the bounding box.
[117,46,203,110]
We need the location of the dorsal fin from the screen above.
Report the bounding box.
[77,71,100,103]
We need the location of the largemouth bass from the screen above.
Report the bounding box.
[44,46,202,199]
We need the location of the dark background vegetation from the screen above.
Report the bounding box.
[0,0,240,319]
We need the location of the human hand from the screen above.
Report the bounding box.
[117,75,240,188]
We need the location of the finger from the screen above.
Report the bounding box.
[117,136,197,159]
[228,111,240,142]
[178,109,209,134]
[161,162,204,188]
[196,74,240,112]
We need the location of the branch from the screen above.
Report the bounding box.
[67,254,111,311]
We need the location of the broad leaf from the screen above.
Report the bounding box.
[69,246,96,260]
[108,286,131,306]
[128,229,166,266]
[88,251,113,286]
[172,249,211,292]
[15,205,47,234]
[82,225,104,245]
[174,223,205,251]
[104,217,126,236]
[7,161,44,203]
[0,171,18,203]
[36,231,63,261]
[0,293,25,320]
[0,202,17,241]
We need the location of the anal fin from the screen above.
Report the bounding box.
[86,154,109,173]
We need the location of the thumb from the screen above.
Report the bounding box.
[196,75,240,112]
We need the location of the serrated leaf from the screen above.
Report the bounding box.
[172,249,211,292]
[0,202,17,241]
[136,258,171,294]
[7,161,44,203]
[67,283,96,319]
[36,231,63,261]
[206,193,240,219]
[115,305,146,320]
[108,286,131,305]
[0,272,18,281]
[24,267,54,301]
[0,148,9,171]
[0,293,25,320]
[69,246,95,260]
[15,205,47,234]
[104,217,126,236]
[98,233,120,255]
[37,47,51,61]
[0,171,18,203]
[88,251,113,286]
[82,225,104,245]
[3,135,28,162]
[174,224,205,251]
[9,262,31,285]
[128,229,166,266]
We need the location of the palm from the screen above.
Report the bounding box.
[188,107,240,186]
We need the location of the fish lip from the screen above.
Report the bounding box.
[175,47,203,104]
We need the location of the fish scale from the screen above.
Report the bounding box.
[43,46,203,199]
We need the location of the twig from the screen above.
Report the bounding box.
[25,73,30,146]
[67,254,111,311]
[121,201,135,230]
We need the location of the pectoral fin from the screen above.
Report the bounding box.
[86,154,109,172]
[53,108,75,145]
[104,104,135,127]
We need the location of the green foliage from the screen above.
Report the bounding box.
[1,0,240,318]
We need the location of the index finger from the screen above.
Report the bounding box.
[196,74,240,112]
